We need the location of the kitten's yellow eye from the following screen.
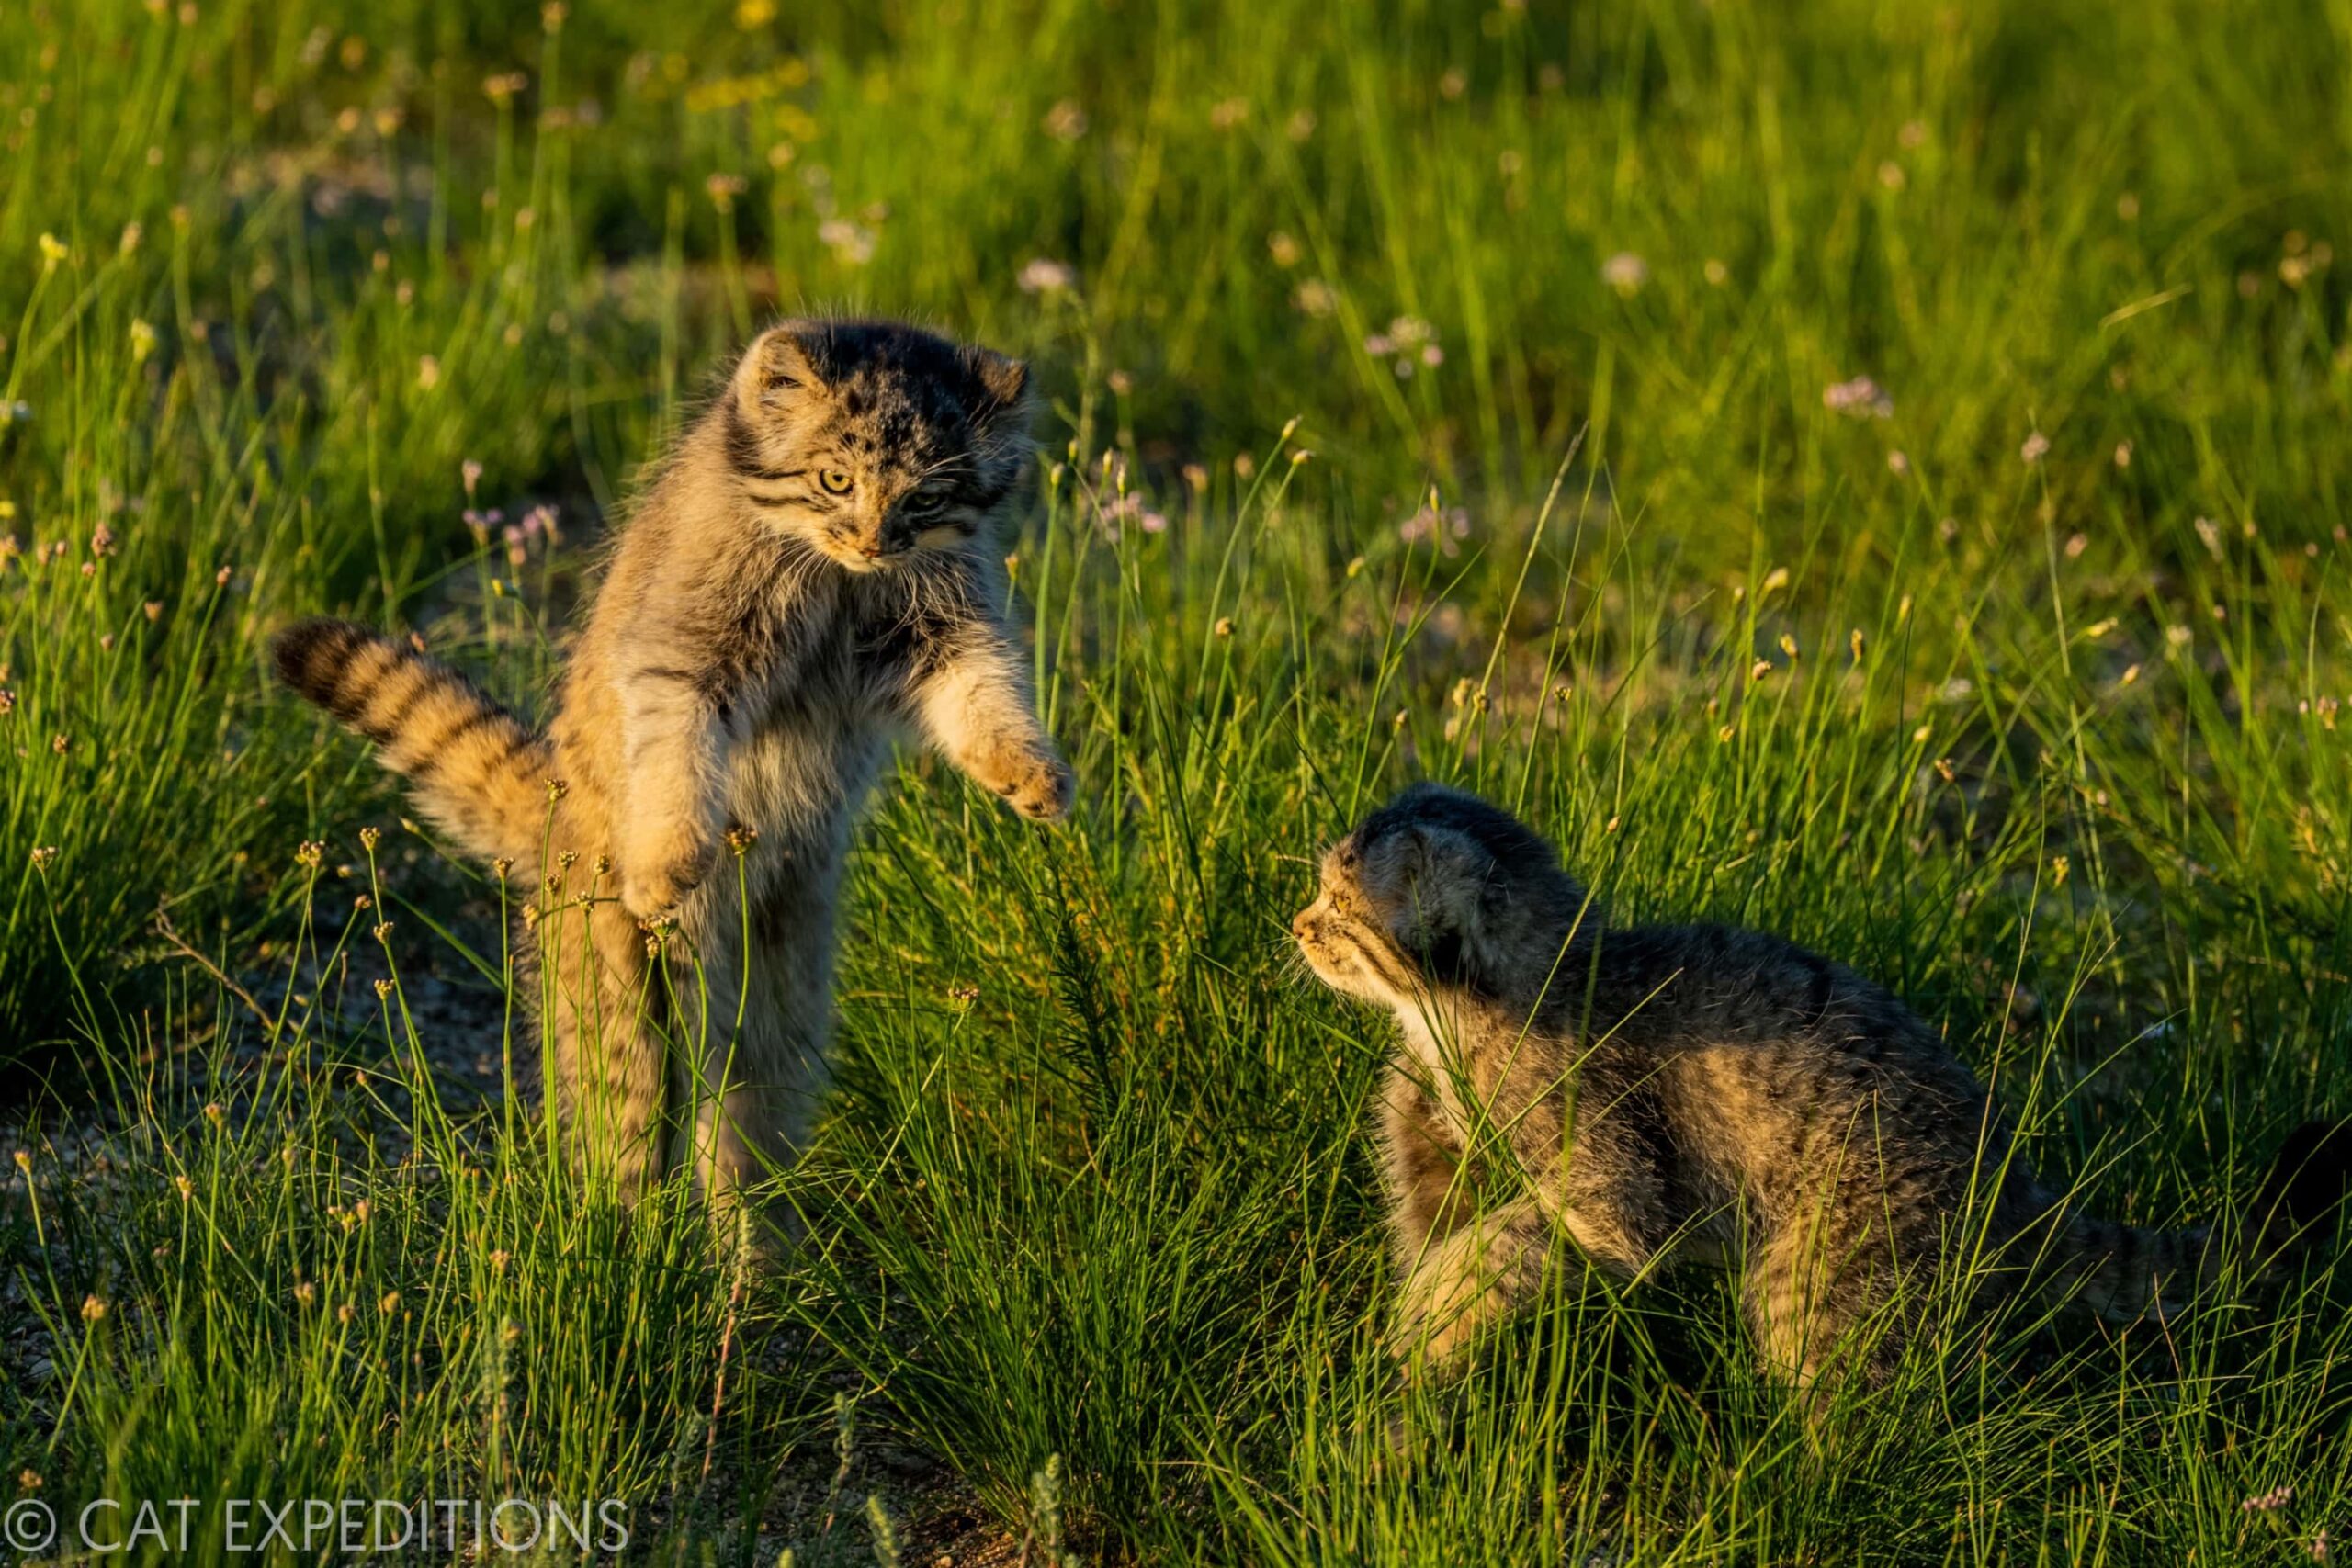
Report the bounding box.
[819,468,854,495]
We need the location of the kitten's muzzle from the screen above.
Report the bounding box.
[1291,907,1318,942]
[820,532,896,570]
[1291,906,1357,994]
[853,529,912,564]
[1292,907,1345,965]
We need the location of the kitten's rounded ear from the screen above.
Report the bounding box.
[1389,827,1486,984]
[1476,868,1514,926]
[1385,824,1449,913]
[1390,823,1434,879]
[739,327,821,411]
[964,346,1031,414]
[1394,821,1476,877]
[1393,823,1497,926]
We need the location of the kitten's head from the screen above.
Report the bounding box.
[1292,784,1590,1010]
[720,319,1034,572]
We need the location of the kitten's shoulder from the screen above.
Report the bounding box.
[1581,919,1914,1035]
[1589,919,1795,982]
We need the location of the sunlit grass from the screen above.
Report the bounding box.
[5,0,2352,1562]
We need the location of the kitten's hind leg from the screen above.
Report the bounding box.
[537,896,671,1202]
[1742,1211,1919,1401]
[667,853,839,1257]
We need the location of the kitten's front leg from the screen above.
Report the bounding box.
[616,664,729,918]
[1392,1196,1551,1371]
[910,629,1072,822]
[1383,1069,1474,1270]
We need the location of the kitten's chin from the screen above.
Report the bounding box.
[1299,943,1392,1008]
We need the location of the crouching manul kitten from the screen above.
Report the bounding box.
[1295,784,2349,1396]
[276,319,1071,1225]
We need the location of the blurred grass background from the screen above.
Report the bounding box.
[3,0,2351,1562]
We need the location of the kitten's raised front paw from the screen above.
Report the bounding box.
[994,748,1074,823]
[621,824,717,919]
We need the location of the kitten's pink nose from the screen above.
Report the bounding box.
[1291,909,1315,941]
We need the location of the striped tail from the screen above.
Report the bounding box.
[2043,1119,2352,1325]
[271,617,554,863]
[2044,1212,2218,1325]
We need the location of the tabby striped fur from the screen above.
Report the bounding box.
[275,319,1069,1234]
[272,619,551,862]
[1295,784,2351,1395]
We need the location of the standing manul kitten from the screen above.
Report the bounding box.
[1295,784,2348,1394]
[275,320,1069,1219]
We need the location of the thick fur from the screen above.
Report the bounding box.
[272,619,554,862]
[276,319,1069,1220]
[1294,784,2351,1393]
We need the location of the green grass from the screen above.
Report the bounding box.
[6,0,2352,1561]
